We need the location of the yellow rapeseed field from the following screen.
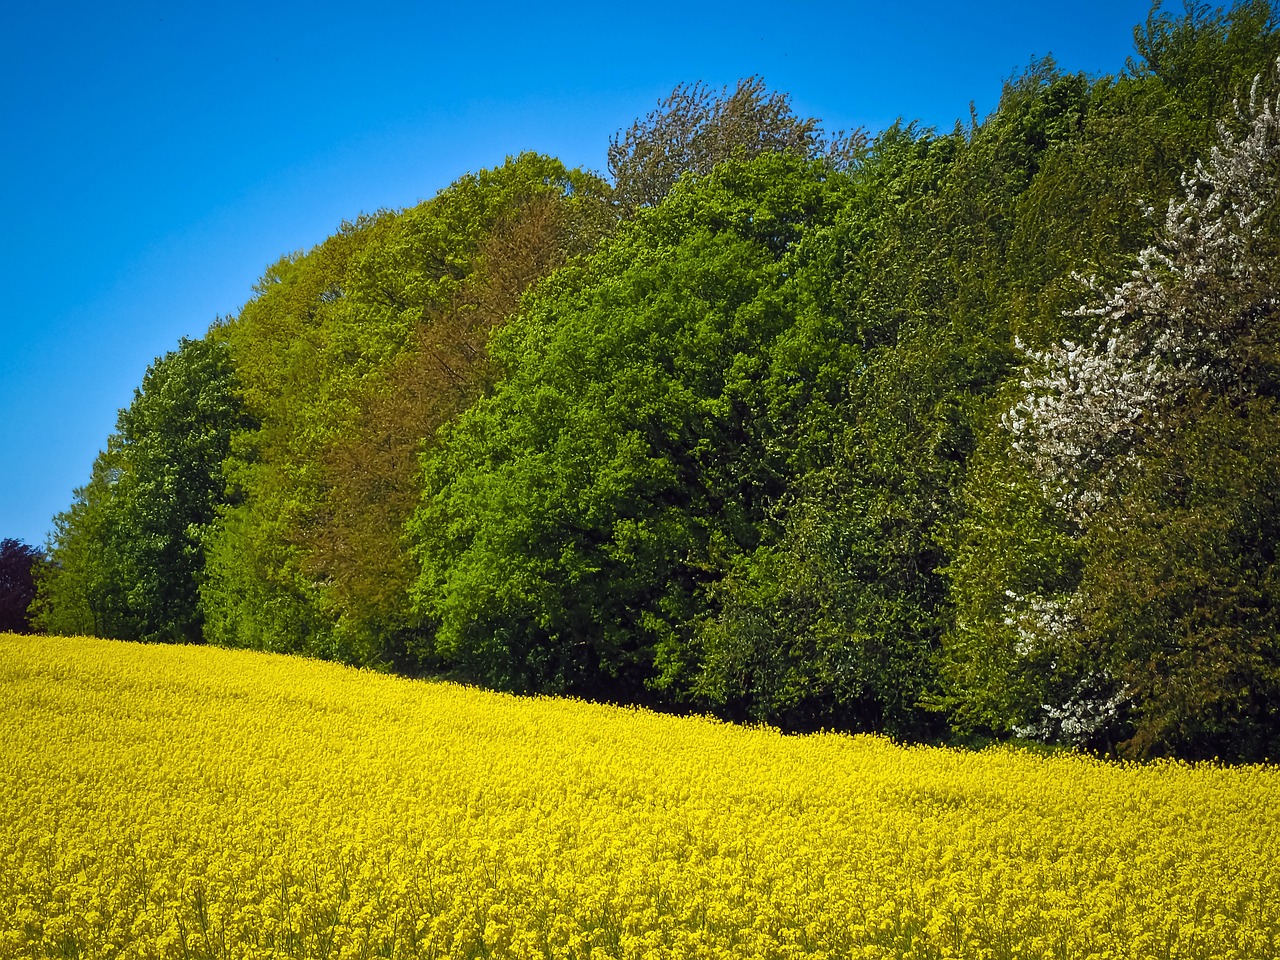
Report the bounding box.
[1,634,1277,960]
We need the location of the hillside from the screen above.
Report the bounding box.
[2,634,1278,958]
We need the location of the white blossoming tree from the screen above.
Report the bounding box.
[1009,73,1280,521]
[948,72,1280,758]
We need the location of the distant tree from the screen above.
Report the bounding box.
[692,62,1126,740]
[0,539,43,633]
[608,76,864,213]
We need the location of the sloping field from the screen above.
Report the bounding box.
[1,635,1277,959]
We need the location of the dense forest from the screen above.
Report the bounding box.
[28,1,1280,761]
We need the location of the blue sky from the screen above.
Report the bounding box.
[1,0,1157,548]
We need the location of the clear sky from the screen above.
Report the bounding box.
[1,0,1157,548]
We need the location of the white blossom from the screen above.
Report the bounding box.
[1015,686,1127,746]
[1007,68,1280,523]
[1001,589,1080,658]
[998,69,1280,744]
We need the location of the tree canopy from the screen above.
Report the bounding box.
[36,1,1280,760]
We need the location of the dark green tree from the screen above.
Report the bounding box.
[947,50,1280,759]
[1130,0,1280,133]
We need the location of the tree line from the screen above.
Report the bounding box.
[28,1,1280,761]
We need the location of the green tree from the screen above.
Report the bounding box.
[410,153,853,700]
[35,333,245,642]
[1130,0,1280,133]
[200,154,612,664]
[32,450,134,638]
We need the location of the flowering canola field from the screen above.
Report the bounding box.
[1,635,1277,960]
